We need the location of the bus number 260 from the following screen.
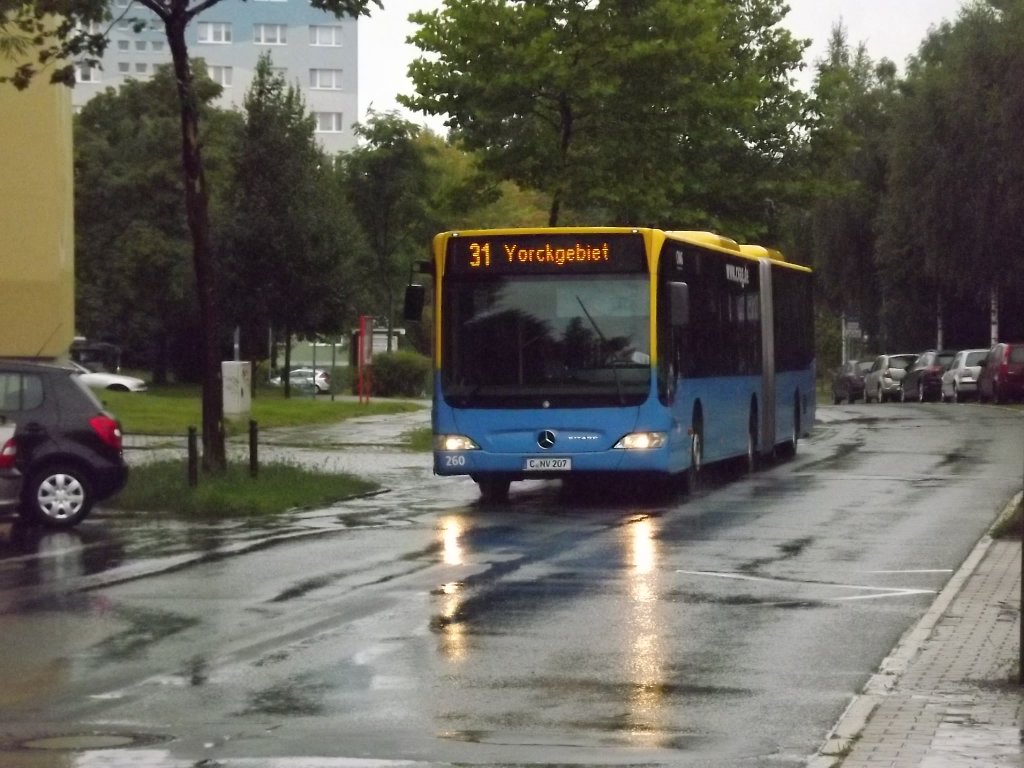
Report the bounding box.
[444,455,467,467]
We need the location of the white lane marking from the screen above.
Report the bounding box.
[675,570,936,601]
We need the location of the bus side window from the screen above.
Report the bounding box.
[669,282,689,327]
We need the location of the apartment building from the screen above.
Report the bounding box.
[72,0,360,154]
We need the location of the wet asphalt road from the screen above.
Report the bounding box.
[0,401,1020,768]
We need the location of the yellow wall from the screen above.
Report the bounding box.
[0,60,75,361]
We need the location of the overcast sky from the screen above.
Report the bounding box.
[357,0,967,132]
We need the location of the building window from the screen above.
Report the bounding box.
[76,63,100,83]
[310,25,343,46]
[118,62,130,73]
[151,40,165,51]
[197,22,231,43]
[117,39,130,51]
[254,23,287,45]
[315,112,344,132]
[135,62,148,74]
[309,69,343,90]
[135,40,146,50]
[209,66,233,87]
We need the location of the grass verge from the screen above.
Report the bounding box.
[111,459,379,518]
[405,426,433,452]
[991,494,1023,539]
[98,385,423,436]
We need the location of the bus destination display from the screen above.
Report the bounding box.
[446,233,646,275]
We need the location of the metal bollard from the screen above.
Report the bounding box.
[187,426,198,487]
[249,420,258,478]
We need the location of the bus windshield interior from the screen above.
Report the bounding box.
[442,276,651,408]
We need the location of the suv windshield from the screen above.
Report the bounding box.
[442,275,651,407]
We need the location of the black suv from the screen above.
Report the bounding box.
[0,360,128,528]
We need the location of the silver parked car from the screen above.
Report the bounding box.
[940,348,988,403]
[865,353,917,403]
[270,367,331,394]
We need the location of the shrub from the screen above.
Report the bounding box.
[361,351,431,397]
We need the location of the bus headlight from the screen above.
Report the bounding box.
[613,432,667,450]
[435,434,479,451]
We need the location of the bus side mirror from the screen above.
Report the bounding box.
[403,284,425,322]
[670,282,689,326]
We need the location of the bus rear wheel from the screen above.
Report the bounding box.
[747,407,759,473]
[776,398,800,459]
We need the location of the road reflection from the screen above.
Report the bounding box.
[436,515,467,660]
[625,515,665,744]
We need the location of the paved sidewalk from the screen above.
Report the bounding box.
[810,500,1023,767]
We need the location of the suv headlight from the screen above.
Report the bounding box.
[613,432,667,450]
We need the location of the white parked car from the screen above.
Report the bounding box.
[69,361,148,393]
[940,348,988,403]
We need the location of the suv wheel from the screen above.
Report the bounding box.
[21,465,94,529]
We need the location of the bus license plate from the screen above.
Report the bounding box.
[524,457,571,471]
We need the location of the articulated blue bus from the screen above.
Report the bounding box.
[406,227,815,501]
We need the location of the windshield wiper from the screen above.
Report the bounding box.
[576,296,624,404]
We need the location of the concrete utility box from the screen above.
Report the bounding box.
[222,361,252,418]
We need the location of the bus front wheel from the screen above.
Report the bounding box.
[477,476,510,503]
[686,419,703,495]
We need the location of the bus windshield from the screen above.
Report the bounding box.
[442,275,651,408]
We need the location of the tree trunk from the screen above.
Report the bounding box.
[283,325,293,399]
[152,331,168,386]
[990,285,999,346]
[166,14,226,472]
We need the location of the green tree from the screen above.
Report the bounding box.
[402,0,807,234]
[340,112,433,350]
[2,0,379,473]
[879,1,1024,347]
[74,62,242,383]
[221,54,366,395]
[799,26,899,355]
[419,131,549,230]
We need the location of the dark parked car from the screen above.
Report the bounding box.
[900,349,957,402]
[831,360,871,403]
[977,342,1024,403]
[0,360,128,528]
